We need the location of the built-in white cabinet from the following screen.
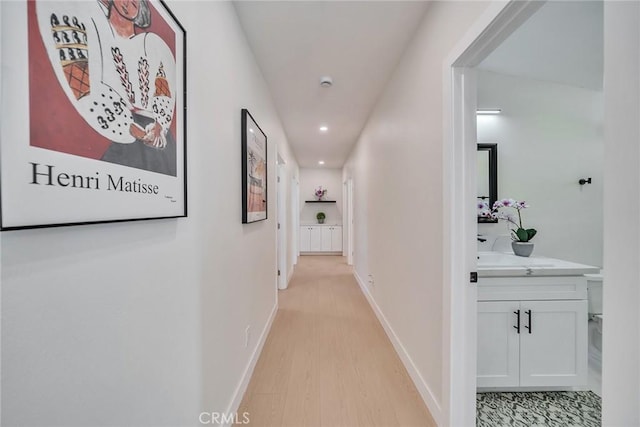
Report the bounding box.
[477,276,588,389]
[321,226,342,252]
[299,226,321,252]
[300,225,342,253]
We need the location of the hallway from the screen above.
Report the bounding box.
[238,256,435,427]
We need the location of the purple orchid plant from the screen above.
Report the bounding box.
[478,198,537,242]
[315,186,327,199]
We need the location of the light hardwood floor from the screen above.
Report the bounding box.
[237,256,436,427]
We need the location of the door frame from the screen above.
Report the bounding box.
[291,176,299,265]
[443,1,545,424]
[276,156,287,290]
[346,178,354,265]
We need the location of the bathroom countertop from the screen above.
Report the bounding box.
[300,222,343,226]
[477,251,600,277]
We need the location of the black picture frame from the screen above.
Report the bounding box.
[478,143,498,223]
[241,109,268,223]
[0,0,187,231]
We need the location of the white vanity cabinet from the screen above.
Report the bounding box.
[300,225,342,253]
[477,275,588,389]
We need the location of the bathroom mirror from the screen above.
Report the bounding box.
[477,143,498,223]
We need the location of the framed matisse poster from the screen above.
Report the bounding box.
[241,109,267,223]
[0,0,187,230]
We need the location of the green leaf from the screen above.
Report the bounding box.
[526,229,537,240]
[515,228,529,242]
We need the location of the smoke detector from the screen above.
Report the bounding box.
[320,76,333,88]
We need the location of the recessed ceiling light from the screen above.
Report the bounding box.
[320,76,333,87]
[249,128,254,133]
[318,161,325,165]
[319,126,328,132]
[476,109,502,115]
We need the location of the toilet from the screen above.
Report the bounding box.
[586,272,603,367]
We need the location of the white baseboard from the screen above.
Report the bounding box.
[300,252,343,256]
[224,301,278,427]
[354,272,443,426]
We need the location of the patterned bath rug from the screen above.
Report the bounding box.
[477,391,601,427]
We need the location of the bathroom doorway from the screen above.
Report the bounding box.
[473,2,604,423]
[440,0,636,424]
[475,1,604,412]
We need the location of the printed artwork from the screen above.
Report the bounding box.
[30,0,177,176]
[242,109,267,223]
[0,0,186,230]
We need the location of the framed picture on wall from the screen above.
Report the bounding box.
[0,0,187,230]
[241,109,268,223]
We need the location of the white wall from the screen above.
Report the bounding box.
[342,2,490,425]
[1,2,298,426]
[477,70,604,267]
[602,2,640,425]
[299,168,343,225]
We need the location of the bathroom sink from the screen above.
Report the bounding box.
[478,263,554,268]
[477,251,600,277]
[477,251,508,264]
[478,252,552,266]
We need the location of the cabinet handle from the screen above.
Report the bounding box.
[513,310,520,334]
[524,310,532,334]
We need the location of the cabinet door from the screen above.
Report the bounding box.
[519,300,588,387]
[309,227,322,252]
[331,226,343,252]
[320,227,332,251]
[299,227,310,252]
[477,301,520,388]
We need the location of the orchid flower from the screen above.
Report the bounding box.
[486,198,537,242]
[315,186,327,198]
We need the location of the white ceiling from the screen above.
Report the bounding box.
[234,1,429,168]
[478,1,603,90]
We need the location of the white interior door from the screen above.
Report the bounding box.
[292,177,299,264]
[277,162,287,289]
[347,179,354,265]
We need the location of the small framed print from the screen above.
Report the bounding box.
[0,0,187,230]
[241,109,267,223]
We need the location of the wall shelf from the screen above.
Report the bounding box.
[305,200,336,203]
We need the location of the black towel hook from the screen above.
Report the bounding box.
[579,177,592,185]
